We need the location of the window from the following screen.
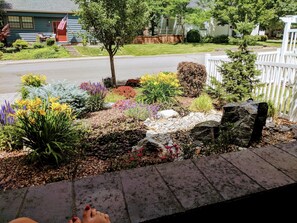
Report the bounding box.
[8,16,34,29]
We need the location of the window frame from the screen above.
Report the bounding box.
[8,16,34,30]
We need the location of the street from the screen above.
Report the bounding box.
[0,54,208,94]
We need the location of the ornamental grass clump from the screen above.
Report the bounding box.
[189,94,214,113]
[114,100,159,120]
[14,97,82,165]
[80,82,107,112]
[20,73,47,98]
[138,72,182,104]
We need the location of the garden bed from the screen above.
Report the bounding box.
[0,104,295,191]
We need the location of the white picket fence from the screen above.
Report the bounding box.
[205,51,297,121]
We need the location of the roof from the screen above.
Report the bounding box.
[3,0,78,13]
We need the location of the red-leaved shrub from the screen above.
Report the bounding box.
[113,86,136,98]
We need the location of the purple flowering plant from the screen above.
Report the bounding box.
[113,99,159,120]
[80,82,108,112]
[0,100,15,126]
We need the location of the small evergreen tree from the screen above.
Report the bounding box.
[209,20,261,103]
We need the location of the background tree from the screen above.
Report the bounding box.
[212,0,297,37]
[74,0,149,86]
[146,0,170,36]
[212,0,269,33]
[0,0,5,28]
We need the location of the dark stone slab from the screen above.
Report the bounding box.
[19,181,72,223]
[274,141,297,158]
[75,172,129,223]
[156,159,223,210]
[0,188,27,223]
[193,155,263,200]
[190,120,220,142]
[252,145,297,181]
[121,165,183,223]
[222,150,294,189]
[221,101,268,147]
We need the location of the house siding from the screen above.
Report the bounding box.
[67,15,83,43]
[6,12,83,44]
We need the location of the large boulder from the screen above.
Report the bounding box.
[221,101,268,147]
[190,120,220,143]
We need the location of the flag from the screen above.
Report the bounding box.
[57,15,67,30]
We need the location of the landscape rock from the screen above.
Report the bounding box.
[156,110,179,119]
[221,101,268,147]
[190,120,220,142]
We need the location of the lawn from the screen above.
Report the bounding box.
[2,46,70,60]
[75,41,282,57]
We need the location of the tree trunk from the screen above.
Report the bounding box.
[108,51,116,87]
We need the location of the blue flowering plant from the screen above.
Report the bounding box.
[80,82,107,112]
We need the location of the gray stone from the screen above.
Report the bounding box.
[0,188,27,222]
[190,120,220,142]
[193,155,263,200]
[222,150,294,189]
[221,101,268,147]
[156,160,223,210]
[103,102,114,109]
[19,181,72,223]
[253,145,297,181]
[75,172,129,223]
[156,109,179,119]
[278,125,291,132]
[120,166,183,223]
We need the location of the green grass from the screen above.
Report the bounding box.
[2,46,70,60]
[75,43,239,57]
[256,40,282,48]
[75,41,282,57]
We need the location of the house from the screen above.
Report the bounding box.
[3,0,84,44]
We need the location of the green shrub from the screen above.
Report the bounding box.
[201,35,214,43]
[104,91,126,103]
[267,100,277,119]
[12,39,29,49]
[256,35,268,42]
[15,97,83,164]
[138,72,182,104]
[33,43,45,49]
[0,42,4,49]
[3,47,19,53]
[0,125,22,151]
[177,62,207,97]
[186,29,201,43]
[189,94,214,112]
[212,35,229,44]
[0,51,3,60]
[27,81,89,117]
[20,73,47,99]
[229,35,257,46]
[46,38,55,46]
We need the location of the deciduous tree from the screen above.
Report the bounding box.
[75,0,149,86]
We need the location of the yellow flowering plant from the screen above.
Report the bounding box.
[20,73,47,99]
[14,97,81,165]
[138,72,183,104]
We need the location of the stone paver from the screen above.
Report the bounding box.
[156,159,223,210]
[252,145,297,181]
[222,150,294,189]
[120,166,183,223]
[193,155,264,200]
[0,188,27,223]
[75,172,130,223]
[19,181,72,223]
[275,141,297,158]
[1,142,297,222]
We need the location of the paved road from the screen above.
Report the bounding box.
[0,53,210,94]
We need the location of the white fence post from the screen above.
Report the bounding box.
[205,53,211,86]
